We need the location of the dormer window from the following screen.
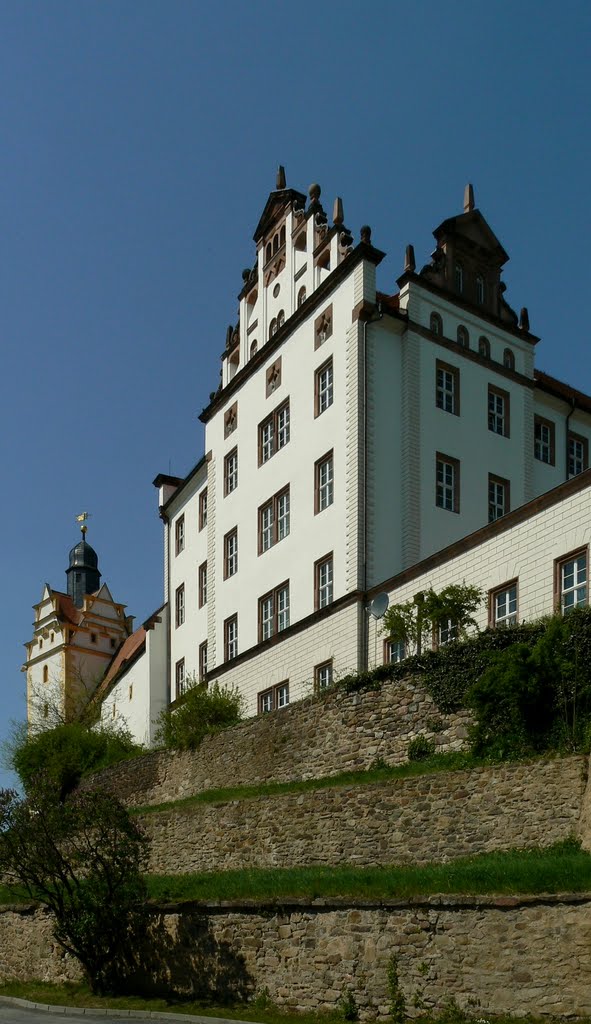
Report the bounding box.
[430,312,443,335]
[457,325,469,349]
[280,225,286,247]
[277,310,285,329]
[479,336,491,359]
[455,263,463,294]
[476,275,485,305]
[265,243,272,263]
[295,232,306,252]
[273,234,279,255]
[250,340,258,358]
[228,350,239,380]
[269,318,277,339]
[297,286,307,308]
[503,348,515,370]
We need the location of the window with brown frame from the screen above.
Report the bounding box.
[315,451,334,513]
[258,400,290,464]
[224,614,238,661]
[198,561,207,608]
[568,432,589,477]
[435,361,460,416]
[175,658,186,698]
[258,681,290,714]
[534,416,555,465]
[175,514,185,555]
[258,581,290,642]
[258,486,290,553]
[224,528,238,579]
[384,638,406,664]
[488,474,510,522]
[436,453,460,513]
[314,553,334,609]
[314,304,333,349]
[430,312,443,335]
[175,584,185,627]
[199,488,208,530]
[224,448,238,495]
[314,660,333,693]
[224,402,238,438]
[266,358,282,397]
[489,580,518,627]
[315,358,333,417]
[199,640,208,681]
[488,385,510,437]
[457,325,469,349]
[555,548,588,613]
[478,336,491,359]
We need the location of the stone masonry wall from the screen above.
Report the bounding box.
[142,756,587,875]
[1,896,590,1019]
[81,677,471,808]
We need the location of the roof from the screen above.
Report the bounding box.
[534,370,591,415]
[93,626,147,702]
[53,591,84,626]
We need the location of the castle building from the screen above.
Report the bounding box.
[26,171,591,743]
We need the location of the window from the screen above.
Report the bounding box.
[258,681,290,714]
[90,633,97,644]
[199,488,208,530]
[224,528,238,578]
[315,554,334,609]
[556,550,587,613]
[110,638,116,649]
[175,584,185,627]
[476,275,485,305]
[478,336,490,359]
[436,453,459,513]
[224,615,238,661]
[438,618,458,646]
[175,658,186,697]
[199,640,208,681]
[315,661,333,693]
[490,582,518,627]
[129,684,133,701]
[315,358,333,416]
[175,515,185,555]
[534,416,555,465]
[50,632,54,642]
[224,448,238,494]
[503,348,515,370]
[488,386,510,437]
[250,340,258,357]
[436,361,459,415]
[457,325,469,349]
[384,639,406,664]
[43,665,49,683]
[258,486,290,553]
[199,561,207,608]
[269,318,277,339]
[297,286,307,308]
[455,263,463,293]
[488,474,510,522]
[430,312,443,335]
[258,400,290,464]
[568,433,588,477]
[314,305,333,348]
[315,451,334,513]
[277,309,285,329]
[266,358,281,397]
[224,402,238,438]
[259,582,290,642]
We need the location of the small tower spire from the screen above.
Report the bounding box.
[464,183,475,213]
[404,244,416,273]
[333,197,344,225]
[67,514,101,607]
[276,165,286,190]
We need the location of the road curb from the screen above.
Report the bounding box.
[0,996,260,1024]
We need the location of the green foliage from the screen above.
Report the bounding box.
[339,989,359,1022]
[407,736,436,762]
[157,679,244,751]
[383,584,483,656]
[9,722,144,798]
[387,956,406,1024]
[0,779,148,994]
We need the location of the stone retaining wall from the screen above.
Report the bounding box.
[142,756,587,874]
[81,677,471,808]
[2,895,590,1019]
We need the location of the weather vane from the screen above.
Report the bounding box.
[75,511,92,537]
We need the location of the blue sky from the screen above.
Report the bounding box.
[1,0,589,786]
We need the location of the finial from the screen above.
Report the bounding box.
[276,165,286,190]
[360,225,372,244]
[404,244,416,273]
[75,512,91,537]
[464,184,475,213]
[333,197,344,225]
[519,307,530,332]
[309,183,321,202]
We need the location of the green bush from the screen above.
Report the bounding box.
[157,679,243,751]
[407,735,436,761]
[10,723,144,797]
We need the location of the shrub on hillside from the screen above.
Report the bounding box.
[157,679,243,751]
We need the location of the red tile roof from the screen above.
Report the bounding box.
[93,627,147,702]
[53,591,84,626]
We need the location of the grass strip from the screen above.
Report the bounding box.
[135,752,494,816]
[146,840,591,903]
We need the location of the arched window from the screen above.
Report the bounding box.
[265,243,272,263]
[297,286,307,308]
[43,665,49,683]
[294,232,306,252]
[455,263,463,294]
[39,638,43,650]
[279,225,286,247]
[273,233,279,254]
[250,340,258,358]
[430,312,443,335]
[228,350,239,381]
[269,318,278,339]
[478,336,490,359]
[457,325,469,349]
[277,309,285,329]
[503,348,515,370]
[476,275,485,305]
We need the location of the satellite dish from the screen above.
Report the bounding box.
[370,593,389,619]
